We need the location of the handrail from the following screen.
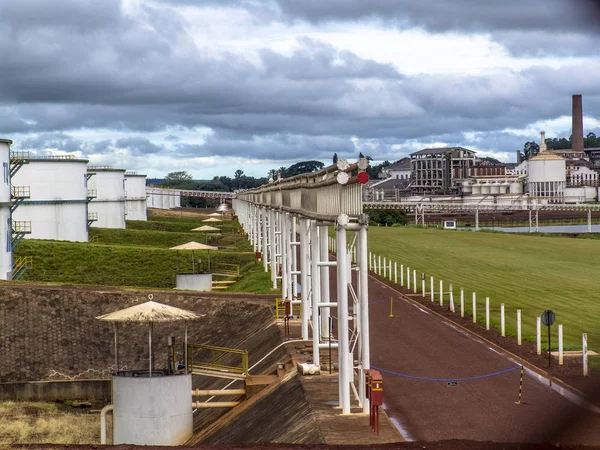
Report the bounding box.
[188,343,249,378]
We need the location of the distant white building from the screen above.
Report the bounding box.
[381,157,411,180]
[88,166,126,228]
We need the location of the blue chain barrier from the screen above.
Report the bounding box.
[371,364,520,382]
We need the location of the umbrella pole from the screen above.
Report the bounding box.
[177,250,180,273]
[208,251,211,272]
[192,250,195,273]
[185,322,188,371]
[149,322,153,378]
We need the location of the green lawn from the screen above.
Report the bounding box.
[365,227,600,353]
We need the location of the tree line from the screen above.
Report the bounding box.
[521,132,600,160]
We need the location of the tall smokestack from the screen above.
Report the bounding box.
[572,94,584,152]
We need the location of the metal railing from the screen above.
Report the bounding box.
[29,154,77,160]
[211,263,241,279]
[12,220,32,234]
[274,298,301,319]
[87,189,97,200]
[12,256,32,280]
[11,185,31,198]
[188,344,249,380]
[88,165,114,170]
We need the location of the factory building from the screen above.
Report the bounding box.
[88,166,126,229]
[12,156,91,242]
[125,172,148,221]
[0,139,13,280]
[410,147,476,194]
[146,187,181,210]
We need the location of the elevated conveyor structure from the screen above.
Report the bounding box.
[234,158,371,415]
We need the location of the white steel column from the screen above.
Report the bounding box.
[300,218,310,339]
[336,218,351,414]
[310,222,321,367]
[281,212,289,299]
[358,220,370,414]
[285,213,293,301]
[292,217,298,299]
[319,225,331,339]
[261,207,268,272]
[269,209,277,289]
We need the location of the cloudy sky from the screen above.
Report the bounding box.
[1,0,600,179]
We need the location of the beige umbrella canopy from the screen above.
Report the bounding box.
[96,300,204,377]
[202,217,222,223]
[191,225,220,232]
[209,212,222,216]
[170,241,219,273]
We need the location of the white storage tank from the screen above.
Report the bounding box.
[88,166,126,229]
[112,373,193,445]
[12,156,89,242]
[0,138,13,280]
[528,152,566,201]
[125,172,148,221]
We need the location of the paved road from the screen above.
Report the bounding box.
[331,269,600,445]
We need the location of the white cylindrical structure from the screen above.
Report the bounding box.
[528,152,566,201]
[125,172,148,221]
[112,374,193,445]
[485,297,490,330]
[460,288,464,317]
[536,317,542,355]
[88,167,126,228]
[319,225,331,339]
[558,324,563,365]
[394,261,397,284]
[430,276,434,301]
[439,280,443,306]
[12,157,89,242]
[336,223,350,414]
[500,303,505,337]
[517,309,522,345]
[583,333,588,376]
[0,139,12,280]
[413,270,416,293]
[358,223,370,414]
[472,292,477,323]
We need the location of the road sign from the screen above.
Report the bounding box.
[541,310,556,326]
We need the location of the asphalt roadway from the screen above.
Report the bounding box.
[336,272,600,445]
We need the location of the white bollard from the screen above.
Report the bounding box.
[460,288,464,317]
[421,274,425,297]
[485,297,490,330]
[401,264,404,286]
[394,262,398,284]
[378,255,381,275]
[407,267,411,290]
[430,276,434,302]
[369,251,372,271]
[558,324,563,365]
[439,280,443,306]
[389,261,392,281]
[583,333,589,376]
[383,257,387,277]
[413,270,417,293]
[536,317,541,355]
[500,303,505,337]
[449,284,455,312]
[517,309,522,346]
[472,292,477,324]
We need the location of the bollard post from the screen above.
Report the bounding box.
[383,257,387,278]
[460,288,464,317]
[389,297,395,318]
[515,365,524,405]
[430,276,434,302]
[394,262,397,284]
[400,264,404,286]
[413,270,417,293]
[389,261,392,282]
[421,273,425,297]
[378,255,381,275]
[485,297,490,330]
[439,280,443,306]
[517,309,522,345]
[407,267,411,290]
[472,292,477,324]
[583,333,588,376]
[558,324,563,365]
[449,284,454,312]
[369,252,372,271]
[501,303,505,337]
[536,317,542,355]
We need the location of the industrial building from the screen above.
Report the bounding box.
[125,172,148,221]
[88,166,126,229]
[0,139,13,280]
[146,187,181,210]
[12,155,92,242]
[410,147,476,194]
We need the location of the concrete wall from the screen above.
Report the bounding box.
[0,284,280,384]
[0,379,111,402]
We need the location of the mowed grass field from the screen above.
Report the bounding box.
[366,227,600,354]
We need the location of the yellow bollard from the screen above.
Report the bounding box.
[515,365,524,404]
[389,297,396,318]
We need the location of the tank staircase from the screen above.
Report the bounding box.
[9,151,29,177]
[11,220,31,248]
[10,185,30,213]
[12,256,32,280]
[86,189,97,202]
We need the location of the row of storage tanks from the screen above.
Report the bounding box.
[0,138,150,278]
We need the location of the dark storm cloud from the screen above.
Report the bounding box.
[18,133,87,153]
[115,137,164,155]
[273,0,600,56]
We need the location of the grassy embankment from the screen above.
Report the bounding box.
[12,213,268,290]
[366,226,600,355]
[0,402,100,445]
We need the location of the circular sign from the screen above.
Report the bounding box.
[541,310,555,326]
[357,171,370,184]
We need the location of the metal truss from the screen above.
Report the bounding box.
[234,158,370,415]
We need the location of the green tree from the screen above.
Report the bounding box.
[285,160,324,176]
[523,141,540,160]
[164,171,193,187]
[333,153,338,164]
